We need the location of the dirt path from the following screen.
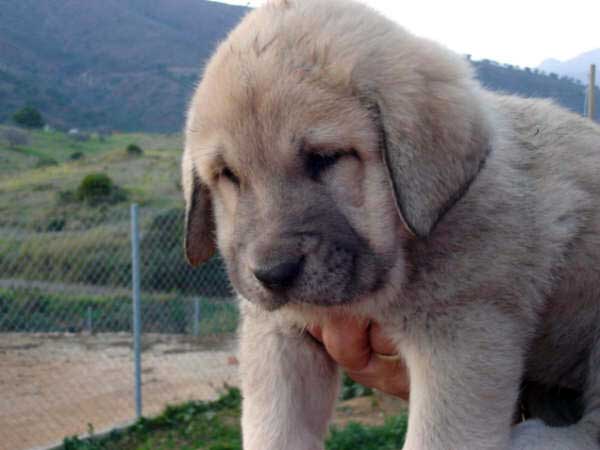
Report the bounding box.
[0,333,238,450]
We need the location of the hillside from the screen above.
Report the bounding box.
[0,0,248,132]
[473,59,600,121]
[0,126,232,298]
[0,126,182,227]
[0,0,597,131]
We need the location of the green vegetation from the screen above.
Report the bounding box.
[0,287,238,334]
[0,208,230,297]
[473,59,596,118]
[327,417,408,450]
[61,388,243,450]
[0,126,181,224]
[0,128,230,313]
[13,106,44,128]
[59,388,407,450]
[126,144,143,156]
[76,172,128,206]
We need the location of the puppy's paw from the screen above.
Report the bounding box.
[511,419,600,450]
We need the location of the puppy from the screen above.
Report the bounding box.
[182,0,600,448]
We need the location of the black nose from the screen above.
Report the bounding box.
[253,257,304,290]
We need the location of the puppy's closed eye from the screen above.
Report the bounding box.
[305,150,359,181]
[219,166,240,186]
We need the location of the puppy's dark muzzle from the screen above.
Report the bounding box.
[253,256,304,291]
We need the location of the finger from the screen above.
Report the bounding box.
[346,354,409,400]
[321,314,371,372]
[307,324,323,343]
[369,322,397,356]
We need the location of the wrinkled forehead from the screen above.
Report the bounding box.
[186,74,379,181]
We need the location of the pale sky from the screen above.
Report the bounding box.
[214,0,599,68]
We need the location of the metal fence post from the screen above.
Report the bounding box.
[131,204,142,420]
[86,306,93,333]
[588,64,596,121]
[193,298,200,337]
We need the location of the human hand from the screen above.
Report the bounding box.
[308,314,409,400]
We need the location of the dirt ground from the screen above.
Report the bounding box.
[0,333,406,450]
[0,333,239,450]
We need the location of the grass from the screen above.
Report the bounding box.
[1,126,182,168]
[0,287,238,334]
[0,126,183,229]
[59,388,408,450]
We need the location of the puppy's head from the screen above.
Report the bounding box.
[183,0,491,310]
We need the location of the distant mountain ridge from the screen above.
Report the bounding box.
[474,58,598,121]
[0,0,597,131]
[0,0,248,132]
[539,49,600,84]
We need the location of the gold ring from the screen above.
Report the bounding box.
[373,352,402,362]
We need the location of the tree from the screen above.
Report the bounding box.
[2,127,29,147]
[13,106,44,128]
[126,144,143,156]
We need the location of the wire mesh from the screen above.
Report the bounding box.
[0,205,238,450]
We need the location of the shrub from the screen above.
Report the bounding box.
[76,173,127,206]
[78,173,112,199]
[126,143,143,156]
[70,151,85,160]
[13,106,44,128]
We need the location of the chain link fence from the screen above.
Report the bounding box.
[0,204,238,450]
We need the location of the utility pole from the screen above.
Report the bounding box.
[588,64,596,121]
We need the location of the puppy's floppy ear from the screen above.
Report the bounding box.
[183,165,216,267]
[367,79,491,238]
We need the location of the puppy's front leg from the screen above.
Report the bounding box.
[399,308,528,450]
[240,303,338,450]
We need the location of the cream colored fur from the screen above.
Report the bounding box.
[182,0,600,449]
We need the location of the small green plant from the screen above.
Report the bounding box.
[126,143,143,156]
[70,151,85,160]
[76,173,127,206]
